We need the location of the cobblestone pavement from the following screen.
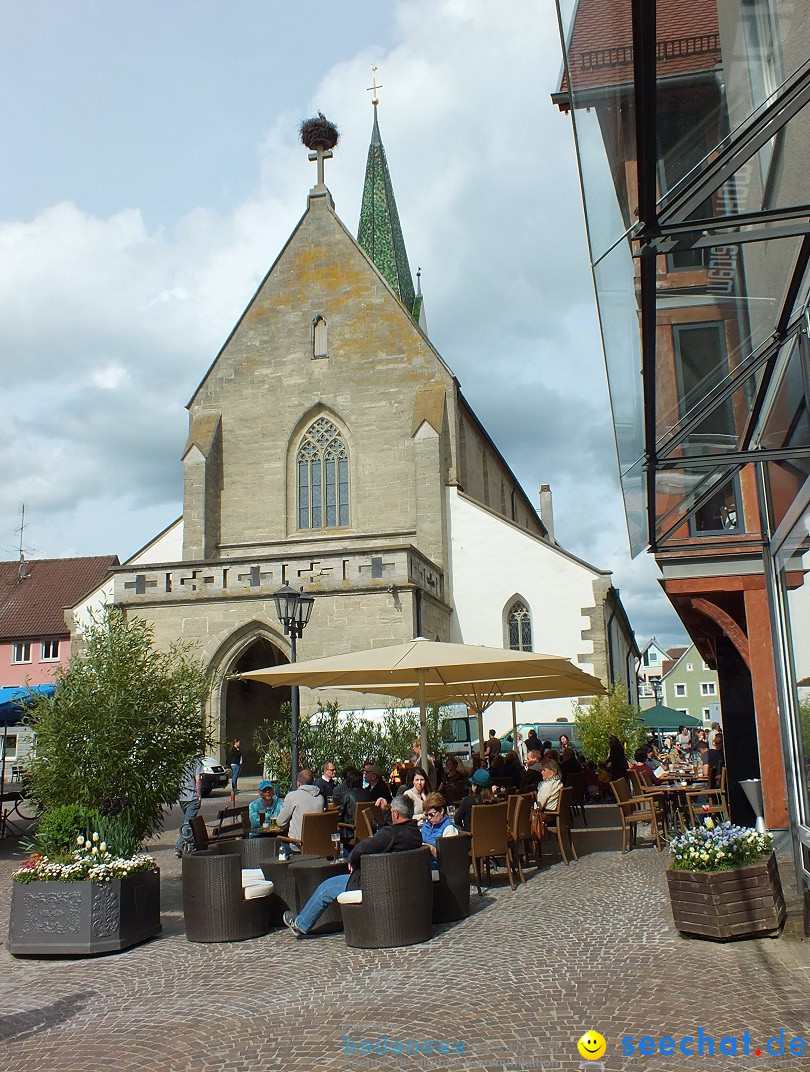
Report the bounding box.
[0,790,808,1072]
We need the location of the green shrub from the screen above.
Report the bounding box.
[24,606,215,846]
[574,683,645,763]
[34,804,97,858]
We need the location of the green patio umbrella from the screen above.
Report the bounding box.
[641,704,701,731]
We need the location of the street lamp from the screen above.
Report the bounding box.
[273,583,314,781]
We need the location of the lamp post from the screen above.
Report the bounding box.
[273,583,314,781]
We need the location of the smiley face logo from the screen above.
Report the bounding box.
[577,1031,607,1061]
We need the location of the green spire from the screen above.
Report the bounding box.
[358,106,417,318]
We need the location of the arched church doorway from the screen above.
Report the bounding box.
[225,638,290,776]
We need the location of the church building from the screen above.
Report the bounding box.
[74,105,637,772]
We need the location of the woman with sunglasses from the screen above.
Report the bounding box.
[420,792,459,864]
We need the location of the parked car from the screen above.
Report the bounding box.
[200,755,229,796]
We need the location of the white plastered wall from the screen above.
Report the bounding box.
[446,488,604,733]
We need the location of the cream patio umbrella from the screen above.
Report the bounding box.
[239,638,604,777]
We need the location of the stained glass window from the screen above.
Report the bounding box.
[507,600,532,652]
[297,418,349,529]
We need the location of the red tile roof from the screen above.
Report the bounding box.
[0,557,118,639]
[557,0,720,98]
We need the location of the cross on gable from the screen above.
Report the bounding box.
[308,147,333,187]
[178,569,216,592]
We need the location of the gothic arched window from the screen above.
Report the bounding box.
[313,316,328,359]
[297,417,349,529]
[507,600,532,652]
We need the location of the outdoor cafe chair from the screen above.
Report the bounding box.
[188,813,242,852]
[511,794,540,881]
[338,846,433,948]
[182,850,274,942]
[215,805,250,838]
[338,799,376,846]
[432,831,472,922]
[469,800,516,894]
[684,767,729,827]
[564,770,588,825]
[610,778,664,853]
[539,785,578,865]
[278,809,340,857]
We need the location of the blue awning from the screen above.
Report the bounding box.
[0,685,56,724]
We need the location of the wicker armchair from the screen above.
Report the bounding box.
[432,832,472,923]
[182,850,273,942]
[470,801,516,894]
[277,809,339,856]
[338,799,376,847]
[338,847,433,948]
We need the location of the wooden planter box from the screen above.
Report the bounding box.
[667,853,785,940]
[7,869,161,957]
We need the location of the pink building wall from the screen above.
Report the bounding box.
[0,637,69,688]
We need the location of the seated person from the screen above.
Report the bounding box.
[363,763,392,805]
[454,768,496,832]
[501,749,525,786]
[276,769,324,849]
[249,780,283,833]
[531,759,564,841]
[402,768,429,823]
[631,746,661,785]
[442,756,467,788]
[314,761,337,803]
[335,767,372,847]
[536,759,563,813]
[420,792,459,866]
[520,750,544,793]
[283,794,422,937]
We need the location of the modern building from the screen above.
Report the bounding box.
[554,0,810,924]
[74,105,637,773]
[0,556,118,688]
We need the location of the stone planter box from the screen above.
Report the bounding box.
[667,853,785,940]
[8,869,160,957]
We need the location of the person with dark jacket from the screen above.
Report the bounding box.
[453,769,496,832]
[520,750,544,793]
[524,730,542,755]
[283,795,421,936]
[335,768,371,848]
[314,761,337,802]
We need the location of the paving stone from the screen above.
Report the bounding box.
[0,793,808,1071]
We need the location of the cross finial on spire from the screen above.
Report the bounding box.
[367,66,383,106]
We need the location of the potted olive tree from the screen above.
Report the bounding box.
[8,607,213,956]
[667,821,786,941]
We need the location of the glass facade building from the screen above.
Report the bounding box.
[554,0,810,927]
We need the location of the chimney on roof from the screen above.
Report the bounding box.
[539,484,554,541]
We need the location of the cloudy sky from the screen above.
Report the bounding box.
[0,0,687,648]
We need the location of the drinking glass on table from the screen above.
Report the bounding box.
[258,810,266,828]
[330,831,341,859]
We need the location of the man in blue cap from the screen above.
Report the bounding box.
[249,780,283,834]
[453,768,494,832]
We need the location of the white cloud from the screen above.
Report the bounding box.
[0,0,687,646]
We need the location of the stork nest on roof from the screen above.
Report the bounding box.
[300,115,340,151]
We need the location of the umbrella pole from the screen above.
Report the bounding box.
[477,707,485,771]
[511,700,518,745]
[418,671,432,789]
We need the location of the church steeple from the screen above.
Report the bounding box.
[357,98,417,319]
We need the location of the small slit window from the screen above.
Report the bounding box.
[313,316,328,359]
[507,600,532,652]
